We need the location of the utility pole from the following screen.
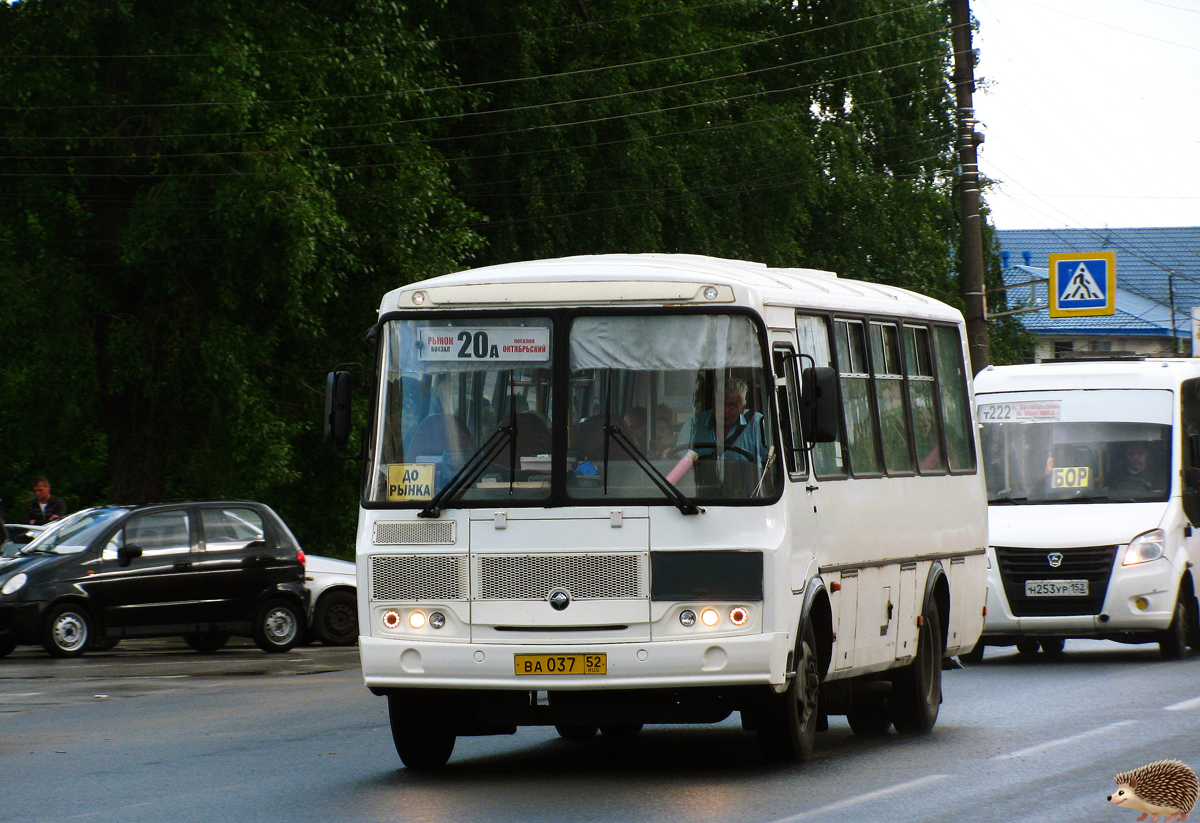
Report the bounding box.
[946,0,990,374]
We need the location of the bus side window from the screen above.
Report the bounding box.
[796,314,846,478]
[933,325,977,473]
[1181,378,1200,524]
[834,319,882,475]
[773,346,805,476]
[870,321,913,474]
[904,325,944,473]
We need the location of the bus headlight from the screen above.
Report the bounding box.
[382,609,402,630]
[729,606,749,626]
[700,607,720,627]
[409,610,427,629]
[679,609,697,627]
[1123,529,1166,565]
[429,612,446,629]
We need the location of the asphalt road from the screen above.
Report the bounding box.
[3,638,1200,823]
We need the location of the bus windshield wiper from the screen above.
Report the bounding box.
[604,425,701,516]
[988,495,1030,505]
[419,424,514,518]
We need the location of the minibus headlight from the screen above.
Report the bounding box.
[700,608,720,627]
[1,573,27,595]
[679,609,697,627]
[729,606,749,626]
[382,609,402,629]
[409,610,427,629]
[429,612,446,629]
[1123,529,1166,565]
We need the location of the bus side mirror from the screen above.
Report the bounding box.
[324,370,353,449]
[801,365,839,444]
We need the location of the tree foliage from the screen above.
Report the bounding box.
[0,0,1021,551]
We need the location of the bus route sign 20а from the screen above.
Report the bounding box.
[1048,251,1116,317]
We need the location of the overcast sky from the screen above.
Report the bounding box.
[970,0,1200,231]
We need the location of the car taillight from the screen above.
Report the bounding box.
[297,549,306,566]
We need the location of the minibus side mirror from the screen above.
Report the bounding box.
[800,365,839,444]
[1185,467,1200,490]
[324,370,353,449]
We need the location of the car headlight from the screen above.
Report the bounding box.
[1,573,27,595]
[1123,529,1166,565]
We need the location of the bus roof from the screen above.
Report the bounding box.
[975,358,1200,394]
[379,253,963,324]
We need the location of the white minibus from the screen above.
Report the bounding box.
[973,358,1200,660]
[325,253,987,768]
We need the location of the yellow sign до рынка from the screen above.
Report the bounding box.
[387,463,435,501]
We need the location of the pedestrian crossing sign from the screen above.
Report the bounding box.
[1048,252,1116,317]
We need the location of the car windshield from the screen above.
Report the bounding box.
[20,508,129,554]
[979,392,1171,504]
[366,311,778,507]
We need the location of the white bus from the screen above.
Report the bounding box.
[972,358,1200,660]
[325,254,987,768]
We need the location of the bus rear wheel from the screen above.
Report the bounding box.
[890,602,942,735]
[388,693,456,770]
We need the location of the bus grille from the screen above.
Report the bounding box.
[373,520,456,545]
[994,545,1118,616]
[474,553,646,600]
[370,554,469,601]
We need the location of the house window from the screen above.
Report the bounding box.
[1053,340,1075,359]
[1090,340,1113,353]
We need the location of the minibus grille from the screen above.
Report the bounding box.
[474,553,646,600]
[993,545,1118,616]
[370,554,469,601]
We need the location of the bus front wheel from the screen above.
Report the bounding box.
[388,693,456,770]
[757,620,821,762]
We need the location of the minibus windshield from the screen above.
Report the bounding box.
[980,392,1171,504]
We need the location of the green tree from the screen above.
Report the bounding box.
[0,0,480,551]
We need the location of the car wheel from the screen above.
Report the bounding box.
[313,590,358,646]
[42,604,93,658]
[389,693,456,769]
[184,633,230,653]
[554,724,598,740]
[758,620,821,762]
[0,636,17,658]
[890,602,942,735]
[253,599,302,653]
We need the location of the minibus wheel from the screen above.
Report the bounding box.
[1160,592,1191,660]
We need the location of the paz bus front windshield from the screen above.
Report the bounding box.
[366,312,780,507]
[979,390,1172,504]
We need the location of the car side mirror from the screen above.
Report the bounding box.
[800,365,839,444]
[118,544,144,567]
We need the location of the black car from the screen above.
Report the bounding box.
[0,501,309,658]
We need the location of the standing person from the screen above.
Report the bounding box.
[26,476,66,525]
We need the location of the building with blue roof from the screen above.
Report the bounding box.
[994,227,1200,361]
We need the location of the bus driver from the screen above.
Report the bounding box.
[676,377,767,464]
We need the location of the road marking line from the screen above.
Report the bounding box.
[991,719,1135,760]
[1164,696,1200,711]
[769,774,948,822]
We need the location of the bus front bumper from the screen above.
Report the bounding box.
[360,631,793,692]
